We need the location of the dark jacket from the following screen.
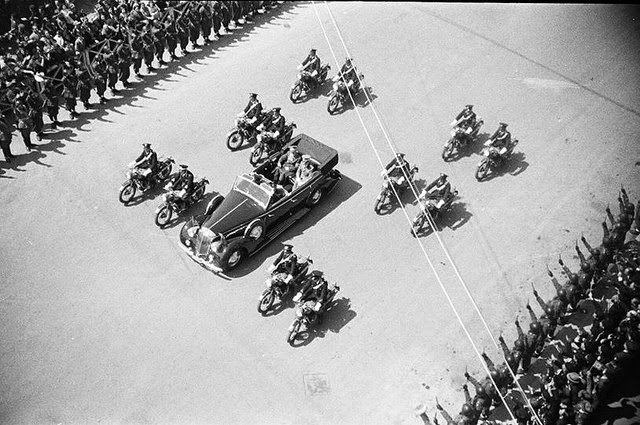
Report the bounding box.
[135,148,158,170]
[243,99,262,119]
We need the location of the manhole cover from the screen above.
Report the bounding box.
[303,373,331,396]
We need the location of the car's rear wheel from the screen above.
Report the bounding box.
[305,187,324,207]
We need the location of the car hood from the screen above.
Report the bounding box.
[202,190,264,235]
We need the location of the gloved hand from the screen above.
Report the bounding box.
[284,274,293,284]
[313,302,322,312]
[296,64,302,71]
[293,293,301,302]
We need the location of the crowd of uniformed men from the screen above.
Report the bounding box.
[0,0,279,163]
[417,188,640,424]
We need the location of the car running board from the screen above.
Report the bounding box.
[250,208,311,257]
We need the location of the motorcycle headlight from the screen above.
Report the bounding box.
[126,170,133,179]
[234,118,240,126]
[450,130,456,137]
[333,82,339,91]
[296,308,304,318]
[297,73,302,80]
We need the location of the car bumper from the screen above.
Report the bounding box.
[179,242,224,273]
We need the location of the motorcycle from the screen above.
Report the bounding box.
[411,189,458,236]
[442,119,484,161]
[374,165,419,214]
[249,121,297,166]
[287,282,340,345]
[118,156,174,204]
[257,256,313,314]
[154,177,209,227]
[289,63,331,103]
[475,139,519,181]
[226,112,266,151]
[327,73,364,115]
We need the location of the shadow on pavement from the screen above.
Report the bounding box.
[290,297,357,347]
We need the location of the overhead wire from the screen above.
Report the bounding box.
[311,2,521,422]
[319,4,544,424]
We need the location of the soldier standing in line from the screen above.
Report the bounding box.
[93,54,108,104]
[12,93,35,151]
[61,64,79,118]
[0,116,15,162]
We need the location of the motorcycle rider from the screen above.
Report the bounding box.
[240,92,263,128]
[169,164,195,210]
[454,104,476,130]
[383,152,412,189]
[294,270,329,314]
[337,57,360,94]
[487,122,512,156]
[420,173,453,209]
[258,107,285,147]
[269,244,298,284]
[131,143,158,190]
[299,48,321,88]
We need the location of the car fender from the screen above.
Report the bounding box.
[244,218,265,240]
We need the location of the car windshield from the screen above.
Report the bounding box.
[233,175,273,208]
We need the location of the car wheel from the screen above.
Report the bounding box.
[226,130,244,151]
[305,187,324,207]
[221,245,246,271]
[119,182,136,204]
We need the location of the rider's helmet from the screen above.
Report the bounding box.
[438,173,448,183]
[499,122,508,129]
[143,143,151,149]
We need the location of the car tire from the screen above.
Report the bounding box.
[305,187,324,207]
[220,244,246,271]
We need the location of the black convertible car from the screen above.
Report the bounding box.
[179,134,341,272]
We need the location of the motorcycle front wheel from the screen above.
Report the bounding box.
[249,144,264,166]
[287,320,301,345]
[442,139,455,161]
[157,163,172,181]
[119,182,136,204]
[226,129,244,151]
[327,95,339,115]
[475,160,490,181]
[374,190,388,214]
[155,204,173,227]
[258,288,276,314]
[289,83,302,103]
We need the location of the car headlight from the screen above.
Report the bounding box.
[450,130,456,137]
[296,308,303,318]
[333,82,339,91]
[126,170,132,179]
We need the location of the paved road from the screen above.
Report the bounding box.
[1,2,639,424]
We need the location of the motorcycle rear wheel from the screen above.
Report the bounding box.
[155,204,173,227]
[258,289,276,314]
[226,130,244,151]
[287,320,301,345]
[119,182,136,204]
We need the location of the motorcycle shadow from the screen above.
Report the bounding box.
[377,190,419,216]
[294,80,333,104]
[331,86,377,116]
[262,296,295,317]
[290,297,356,348]
[157,191,220,230]
[481,151,529,182]
[125,184,167,207]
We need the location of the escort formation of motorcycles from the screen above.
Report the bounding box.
[118,50,522,345]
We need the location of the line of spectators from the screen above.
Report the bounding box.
[1,0,280,164]
[417,187,640,424]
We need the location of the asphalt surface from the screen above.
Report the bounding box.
[2,2,640,424]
